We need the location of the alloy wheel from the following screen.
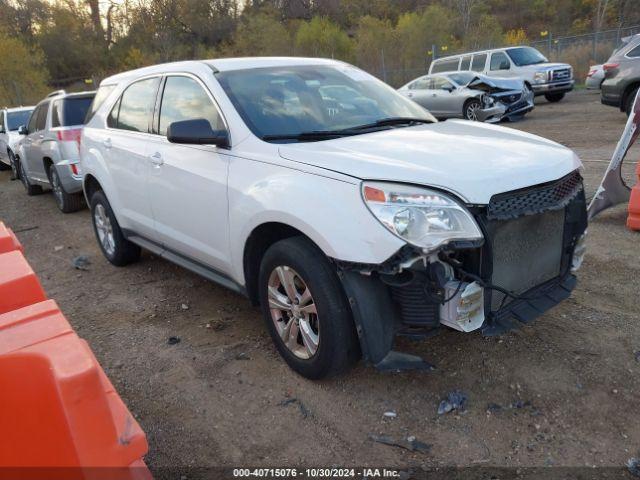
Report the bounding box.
[267,265,319,359]
[94,203,116,256]
[466,102,481,121]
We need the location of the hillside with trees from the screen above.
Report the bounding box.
[0,0,638,105]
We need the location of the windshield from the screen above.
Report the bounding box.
[506,47,548,66]
[6,110,33,130]
[446,72,476,86]
[216,65,435,142]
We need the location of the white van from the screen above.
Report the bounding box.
[429,46,574,102]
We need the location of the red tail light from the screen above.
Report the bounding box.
[57,128,83,154]
[70,163,79,175]
[603,63,619,72]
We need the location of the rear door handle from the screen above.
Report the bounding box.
[149,152,164,166]
[102,138,112,149]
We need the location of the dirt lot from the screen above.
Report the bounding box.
[1,90,639,477]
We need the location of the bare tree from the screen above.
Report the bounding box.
[449,0,482,36]
[593,0,610,32]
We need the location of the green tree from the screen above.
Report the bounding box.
[231,11,292,56]
[295,16,354,60]
[0,29,48,106]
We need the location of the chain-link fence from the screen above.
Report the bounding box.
[361,25,640,88]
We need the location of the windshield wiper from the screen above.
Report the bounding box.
[348,117,434,131]
[262,117,433,142]
[262,130,359,142]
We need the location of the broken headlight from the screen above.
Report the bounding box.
[362,182,483,252]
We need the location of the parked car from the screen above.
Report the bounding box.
[585,65,604,89]
[398,71,534,122]
[80,58,588,379]
[429,46,574,102]
[601,34,640,115]
[15,90,95,212]
[0,106,35,179]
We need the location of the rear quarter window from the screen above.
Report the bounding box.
[627,44,640,58]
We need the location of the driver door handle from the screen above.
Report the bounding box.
[102,138,112,149]
[149,152,164,166]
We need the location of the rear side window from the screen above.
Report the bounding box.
[110,77,160,133]
[431,58,460,73]
[460,55,472,70]
[86,84,116,122]
[158,76,223,136]
[35,103,49,131]
[628,45,640,58]
[471,54,487,72]
[409,77,430,90]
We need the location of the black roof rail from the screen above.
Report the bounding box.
[46,89,66,98]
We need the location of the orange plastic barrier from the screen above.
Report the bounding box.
[0,250,47,314]
[628,161,640,231]
[0,229,151,479]
[0,222,22,254]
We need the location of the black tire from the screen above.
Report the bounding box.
[258,236,360,379]
[625,86,639,117]
[48,166,83,213]
[544,92,565,102]
[90,190,141,266]
[463,98,482,121]
[18,157,43,196]
[8,151,19,180]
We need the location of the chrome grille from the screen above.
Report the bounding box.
[552,68,571,82]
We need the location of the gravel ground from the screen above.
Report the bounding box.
[0,90,638,478]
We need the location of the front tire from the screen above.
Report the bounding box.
[258,237,360,379]
[463,98,482,121]
[90,190,141,266]
[48,166,83,213]
[18,157,43,196]
[545,92,565,102]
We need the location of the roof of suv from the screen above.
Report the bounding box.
[100,57,347,86]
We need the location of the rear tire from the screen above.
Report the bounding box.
[18,157,43,196]
[48,166,83,213]
[258,236,360,379]
[8,151,19,180]
[544,92,565,102]
[625,86,639,117]
[90,190,141,266]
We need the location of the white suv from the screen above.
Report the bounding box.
[430,46,575,102]
[0,106,34,179]
[81,58,588,379]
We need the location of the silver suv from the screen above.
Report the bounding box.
[16,90,95,213]
[0,106,34,180]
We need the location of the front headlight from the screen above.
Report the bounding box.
[533,71,548,84]
[362,182,483,252]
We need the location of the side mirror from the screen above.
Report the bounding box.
[17,125,28,135]
[167,119,229,148]
[442,86,454,92]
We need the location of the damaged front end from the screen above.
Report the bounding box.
[470,76,535,122]
[337,171,588,371]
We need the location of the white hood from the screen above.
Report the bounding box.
[278,120,582,204]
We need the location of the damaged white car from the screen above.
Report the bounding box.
[398,71,535,122]
[80,58,587,379]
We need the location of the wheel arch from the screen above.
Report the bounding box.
[242,221,321,305]
[83,174,103,204]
